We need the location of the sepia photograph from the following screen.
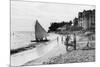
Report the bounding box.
[10,0,95,66]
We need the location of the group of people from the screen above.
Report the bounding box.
[56,33,77,51]
[64,33,76,51]
[57,32,94,51]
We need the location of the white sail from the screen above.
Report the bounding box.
[35,20,48,40]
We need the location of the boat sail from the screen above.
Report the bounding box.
[31,20,49,42]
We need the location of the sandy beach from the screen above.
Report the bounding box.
[23,33,95,66]
[11,32,95,67]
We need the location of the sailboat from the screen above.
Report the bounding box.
[31,20,49,42]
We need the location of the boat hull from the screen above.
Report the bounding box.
[31,39,49,42]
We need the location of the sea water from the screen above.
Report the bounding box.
[11,31,35,49]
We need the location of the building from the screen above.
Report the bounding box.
[78,9,95,30]
[73,17,78,26]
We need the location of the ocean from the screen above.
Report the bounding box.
[11,31,35,50]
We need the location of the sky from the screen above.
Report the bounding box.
[11,0,95,32]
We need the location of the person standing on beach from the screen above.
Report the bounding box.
[57,36,59,43]
[87,41,89,47]
[73,33,76,50]
[65,34,70,51]
[61,35,63,44]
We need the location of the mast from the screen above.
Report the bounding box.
[35,20,48,41]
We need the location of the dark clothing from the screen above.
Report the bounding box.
[73,34,76,50]
[62,36,63,43]
[64,35,70,51]
[64,34,77,51]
